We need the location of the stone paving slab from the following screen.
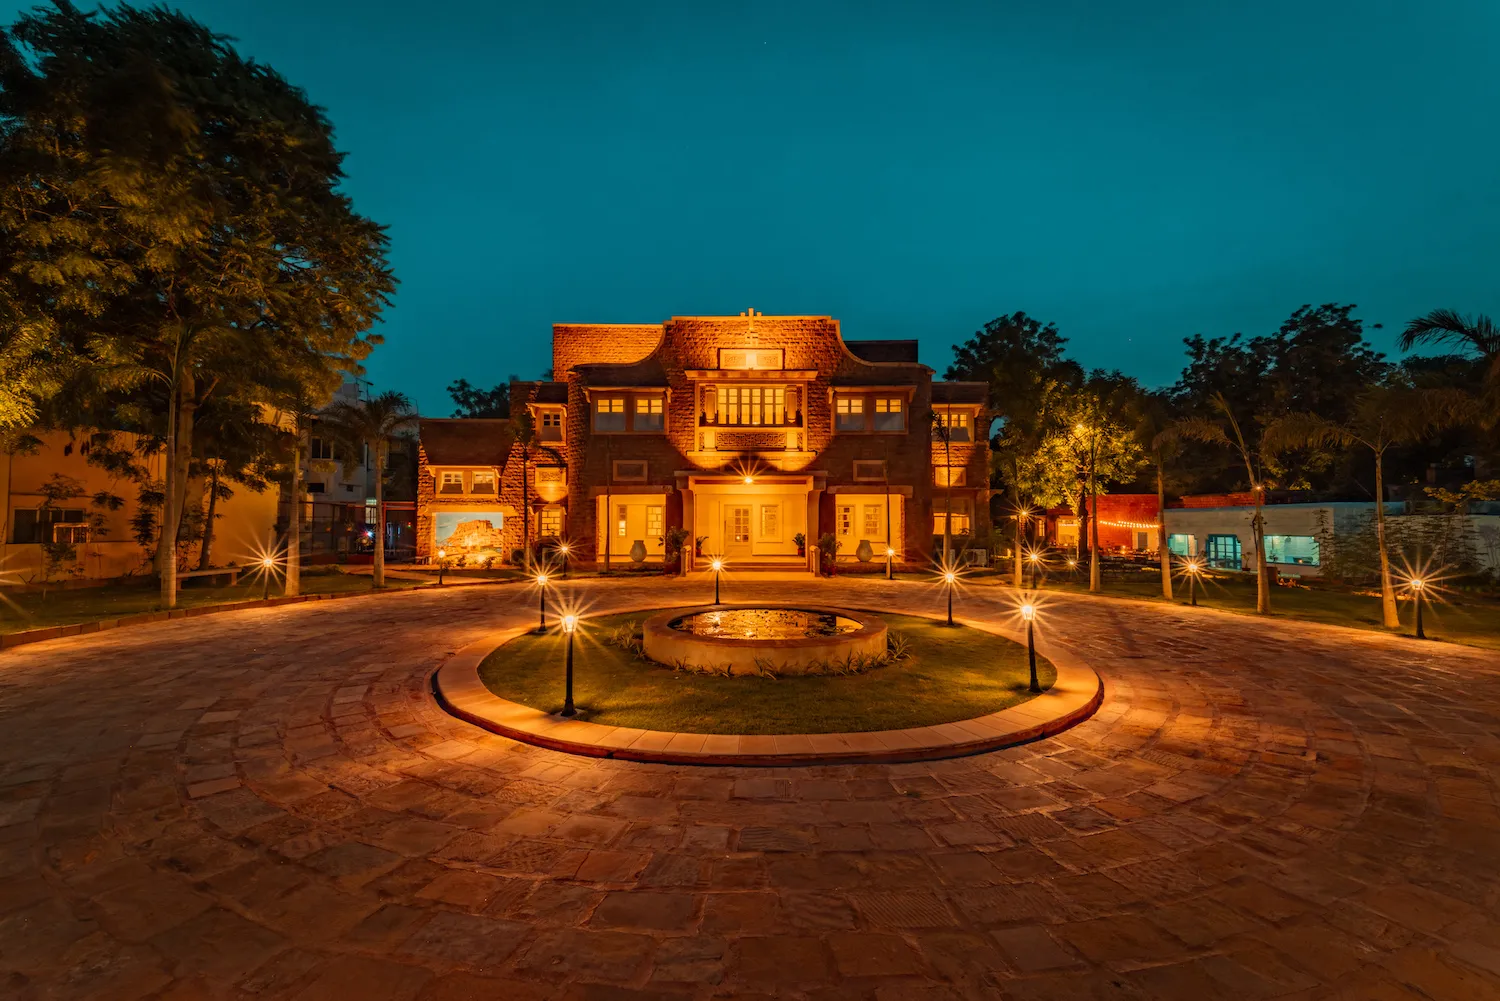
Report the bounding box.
[432,612,1103,766]
[1,576,1499,1000]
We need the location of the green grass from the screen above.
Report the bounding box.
[477,610,1055,734]
[0,569,426,635]
[983,566,1500,651]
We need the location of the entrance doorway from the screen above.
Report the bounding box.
[725,505,753,558]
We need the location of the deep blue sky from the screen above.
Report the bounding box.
[16,1,1500,413]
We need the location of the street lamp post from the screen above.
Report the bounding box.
[558,542,570,579]
[1022,602,1040,692]
[1411,578,1426,639]
[943,569,957,626]
[885,547,895,580]
[711,557,723,604]
[1027,550,1043,589]
[1187,558,1202,606]
[560,613,577,717]
[261,555,275,600]
[535,572,550,633]
[437,549,447,586]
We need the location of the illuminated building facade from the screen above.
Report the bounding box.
[418,311,991,569]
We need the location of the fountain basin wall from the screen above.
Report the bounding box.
[642,604,888,675]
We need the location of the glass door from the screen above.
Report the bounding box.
[725,505,753,557]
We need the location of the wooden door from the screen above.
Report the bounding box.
[725,504,753,557]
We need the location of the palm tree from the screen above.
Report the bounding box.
[1169,393,1273,613]
[1401,310,1500,386]
[1264,386,1470,628]
[324,390,418,588]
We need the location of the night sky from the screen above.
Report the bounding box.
[12,1,1500,413]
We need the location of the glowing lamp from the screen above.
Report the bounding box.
[1410,577,1425,591]
[437,549,446,560]
[557,542,570,555]
[710,558,724,573]
[536,573,549,586]
[563,614,578,633]
[1021,603,1035,621]
[942,571,957,585]
[261,556,274,568]
[743,476,754,484]
[886,548,895,557]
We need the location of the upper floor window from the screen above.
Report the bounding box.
[439,471,464,494]
[594,397,626,432]
[635,396,665,431]
[539,409,564,442]
[470,470,496,494]
[309,436,335,460]
[874,397,905,431]
[935,466,967,487]
[934,410,971,442]
[538,506,563,537]
[722,386,785,426]
[852,459,886,482]
[835,396,866,431]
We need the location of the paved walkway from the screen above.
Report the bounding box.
[1,578,1498,1000]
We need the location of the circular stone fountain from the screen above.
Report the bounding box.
[641,604,888,675]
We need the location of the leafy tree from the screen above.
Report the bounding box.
[1265,385,1472,627]
[324,390,418,587]
[1167,394,1275,613]
[1401,310,1500,387]
[447,378,513,418]
[990,379,1077,586]
[0,5,394,608]
[192,393,284,569]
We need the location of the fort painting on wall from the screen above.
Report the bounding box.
[433,511,506,556]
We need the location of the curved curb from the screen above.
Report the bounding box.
[432,612,1104,767]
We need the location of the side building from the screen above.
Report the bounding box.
[416,312,991,570]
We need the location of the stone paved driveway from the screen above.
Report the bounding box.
[2,577,1499,1000]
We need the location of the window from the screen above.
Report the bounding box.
[594,397,626,432]
[365,501,378,524]
[1167,534,1195,557]
[730,506,751,543]
[53,523,89,544]
[1265,534,1320,566]
[539,506,563,537]
[309,437,334,460]
[718,347,784,370]
[837,505,854,537]
[634,396,665,431]
[934,411,971,442]
[470,471,496,495]
[852,460,886,482]
[873,397,905,431]
[934,466,966,487]
[612,460,647,482]
[934,498,972,536]
[760,504,780,540]
[439,471,464,495]
[306,482,326,494]
[862,505,880,538]
[1206,534,1242,570]
[647,506,663,538]
[835,396,866,431]
[539,410,564,442]
[721,386,785,426]
[13,508,89,544]
[617,504,627,537]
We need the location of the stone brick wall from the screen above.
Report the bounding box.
[552,324,663,379]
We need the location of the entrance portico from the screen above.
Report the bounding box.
[681,472,820,569]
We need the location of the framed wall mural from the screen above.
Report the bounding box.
[434,511,505,556]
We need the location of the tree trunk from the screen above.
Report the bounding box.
[158,371,193,609]
[1373,451,1398,628]
[197,462,219,571]
[286,433,302,598]
[372,440,386,588]
[1088,454,1101,592]
[1076,480,1089,566]
[1252,493,1270,613]
[943,430,952,563]
[1156,456,1172,599]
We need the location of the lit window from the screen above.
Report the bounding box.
[470,471,496,494]
[1265,534,1320,567]
[934,410,971,442]
[760,504,780,539]
[934,466,966,487]
[721,386,785,426]
[617,503,627,537]
[539,507,563,537]
[934,498,972,536]
[647,506,663,538]
[52,523,89,544]
[837,505,854,536]
[862,505,880,537]
[439,471,464,494]
[835,396,865,431]
[874,397,905,431]
[595,397,626,432]
[1167,534,1195,557]
[634,396,664,432]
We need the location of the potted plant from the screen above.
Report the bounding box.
[793,532,806,557]
[694,535,709,558]
[818,532,840,576]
